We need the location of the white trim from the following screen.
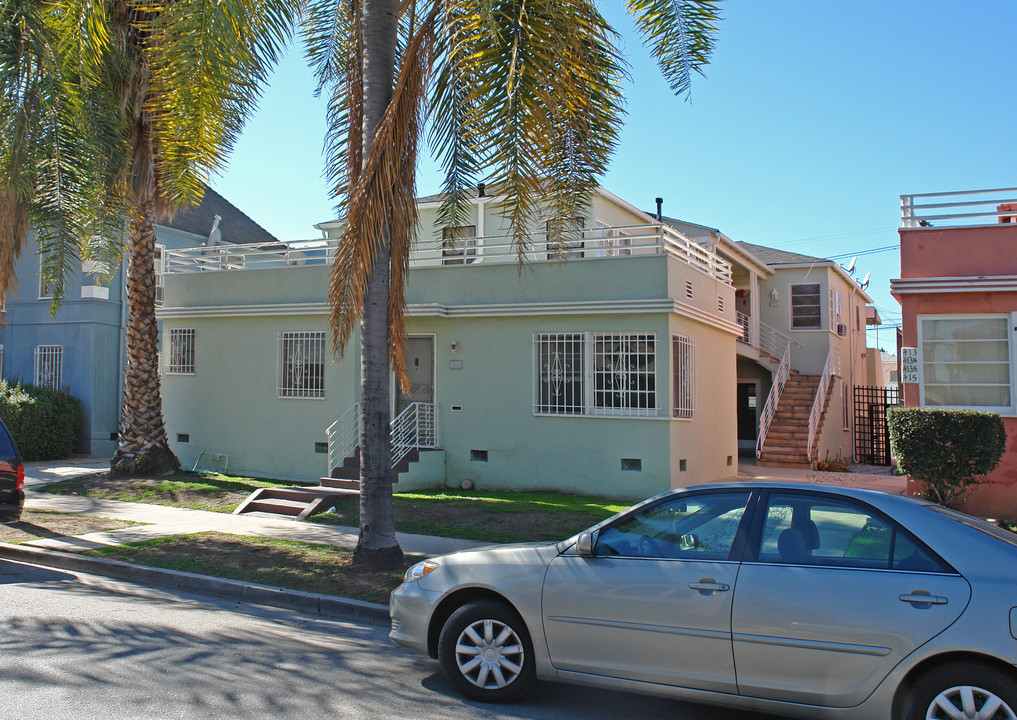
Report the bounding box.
[891,276,1017,294]
[916,313,1015,414]
[158,298,745,336]
[80,285,110,300]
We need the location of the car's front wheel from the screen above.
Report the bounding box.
[904,662,1017,720]
[437,599,535,703]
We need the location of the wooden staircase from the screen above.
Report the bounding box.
[757,370,834,469]
[233,447,422,520]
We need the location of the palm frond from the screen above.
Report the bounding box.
[329,6,435,391]
[625,0,720,98]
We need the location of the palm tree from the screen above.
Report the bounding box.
[303,0,722,568]
[0,0,296,475]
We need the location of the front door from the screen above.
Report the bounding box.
[396,336,434,415]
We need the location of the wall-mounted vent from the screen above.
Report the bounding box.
[685,281,694,300]
[718,296,725,313]
[314,442,328,453]
[177,433,190,443]
[621,458,642,472]
[471,449,488,462]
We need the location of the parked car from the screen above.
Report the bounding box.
[390,482,1017,719]
[0,417,24,522]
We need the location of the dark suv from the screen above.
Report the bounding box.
[0,417,24,522]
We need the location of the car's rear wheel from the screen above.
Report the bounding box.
[905,662,1017,720]
[437,599,535,703]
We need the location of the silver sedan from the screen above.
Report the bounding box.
[390,482,1017,719]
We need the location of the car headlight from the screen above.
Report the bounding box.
[404,560,439,583]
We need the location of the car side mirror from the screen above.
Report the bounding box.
[576,531,597,557]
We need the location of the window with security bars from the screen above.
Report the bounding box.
[279,332,326,398]
[535,333,584,414]
[673,335,695,419]
[441,225,477,265]
[534,332,658,417]
[593,334,657,416]
[34,345,62,390]
[168,328,195,374]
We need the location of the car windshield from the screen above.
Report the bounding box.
[931,506,1017,548]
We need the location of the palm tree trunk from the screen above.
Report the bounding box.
[111,198,180,476]
[352,0,403,570]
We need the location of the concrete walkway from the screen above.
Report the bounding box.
[20,459,486,557]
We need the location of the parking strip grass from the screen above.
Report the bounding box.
[83,532,408,604]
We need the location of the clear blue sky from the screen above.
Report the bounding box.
[213,0,1017,353]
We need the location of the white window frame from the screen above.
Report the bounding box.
[790,282,823,330]
[38,253,54,300]
[534,332,659,418]
[917,313,1015,415]
[545,217,586,260]
[155,244,166,304]
[590,219,632,257]
[34,345,62,390]
[673,334,695,420]
[167,328,196,374]
[278,331,326,399]
[441,225,478,265]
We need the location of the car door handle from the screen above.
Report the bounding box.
[899,592,948,606]
[689,580,730,593]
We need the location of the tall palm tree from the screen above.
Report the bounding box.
[304,0,722,569]
[0,0,296,475]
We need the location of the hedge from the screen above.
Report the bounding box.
[888,407,1006,508]
[0,380,82,460]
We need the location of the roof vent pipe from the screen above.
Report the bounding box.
[655,197,663,221]
[208,214,222,246]
[478,182,486,197]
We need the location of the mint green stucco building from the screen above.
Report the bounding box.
[159,187,742,500]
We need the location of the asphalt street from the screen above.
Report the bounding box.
[0,558,784,720]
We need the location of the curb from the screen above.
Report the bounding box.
[0,542,390,627]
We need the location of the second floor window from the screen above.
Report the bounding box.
[441,225,477,265]
[279,332,325,398]
[791,283,822,329]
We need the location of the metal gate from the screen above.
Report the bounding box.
[854,386,901,466]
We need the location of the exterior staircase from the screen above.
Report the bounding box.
[234,402,436,520]
[757,370,834,469]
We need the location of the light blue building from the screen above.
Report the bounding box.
[0,187,277,456]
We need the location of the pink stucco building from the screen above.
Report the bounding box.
[891,189,1017,519]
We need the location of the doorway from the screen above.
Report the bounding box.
[736,380,760,452]
[396,336,435,415]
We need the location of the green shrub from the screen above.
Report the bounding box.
[0,380,82,460]
[888,407,1007,508]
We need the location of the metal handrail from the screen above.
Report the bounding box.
[807,347,837,463]
[163,223,733,284]
[756,341,791,459]
[901,188,1017,228]
[326,401,439,475]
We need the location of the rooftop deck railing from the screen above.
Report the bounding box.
[162,223,733,284]
[901,188,1017,228]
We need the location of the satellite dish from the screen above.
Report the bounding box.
[846,257,856,274]
[861,271,871,289]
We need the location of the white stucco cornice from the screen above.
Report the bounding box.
[157,297,744,335]
[890,276,1017,294]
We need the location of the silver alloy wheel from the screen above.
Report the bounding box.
[926,685,1017,720]
[453,618,525,690]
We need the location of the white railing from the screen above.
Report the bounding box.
[901,188,1017,228]
[163,223,733,284]
[325,401,438,476]
[391,402,438,467]
[759,321,791,360]
[807,347,837,463]
[756,341,791,459]
[326,403,361,477]
[736,311,751,344]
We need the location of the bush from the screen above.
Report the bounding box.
[888,407,1007,508]
[0,380,82,460]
